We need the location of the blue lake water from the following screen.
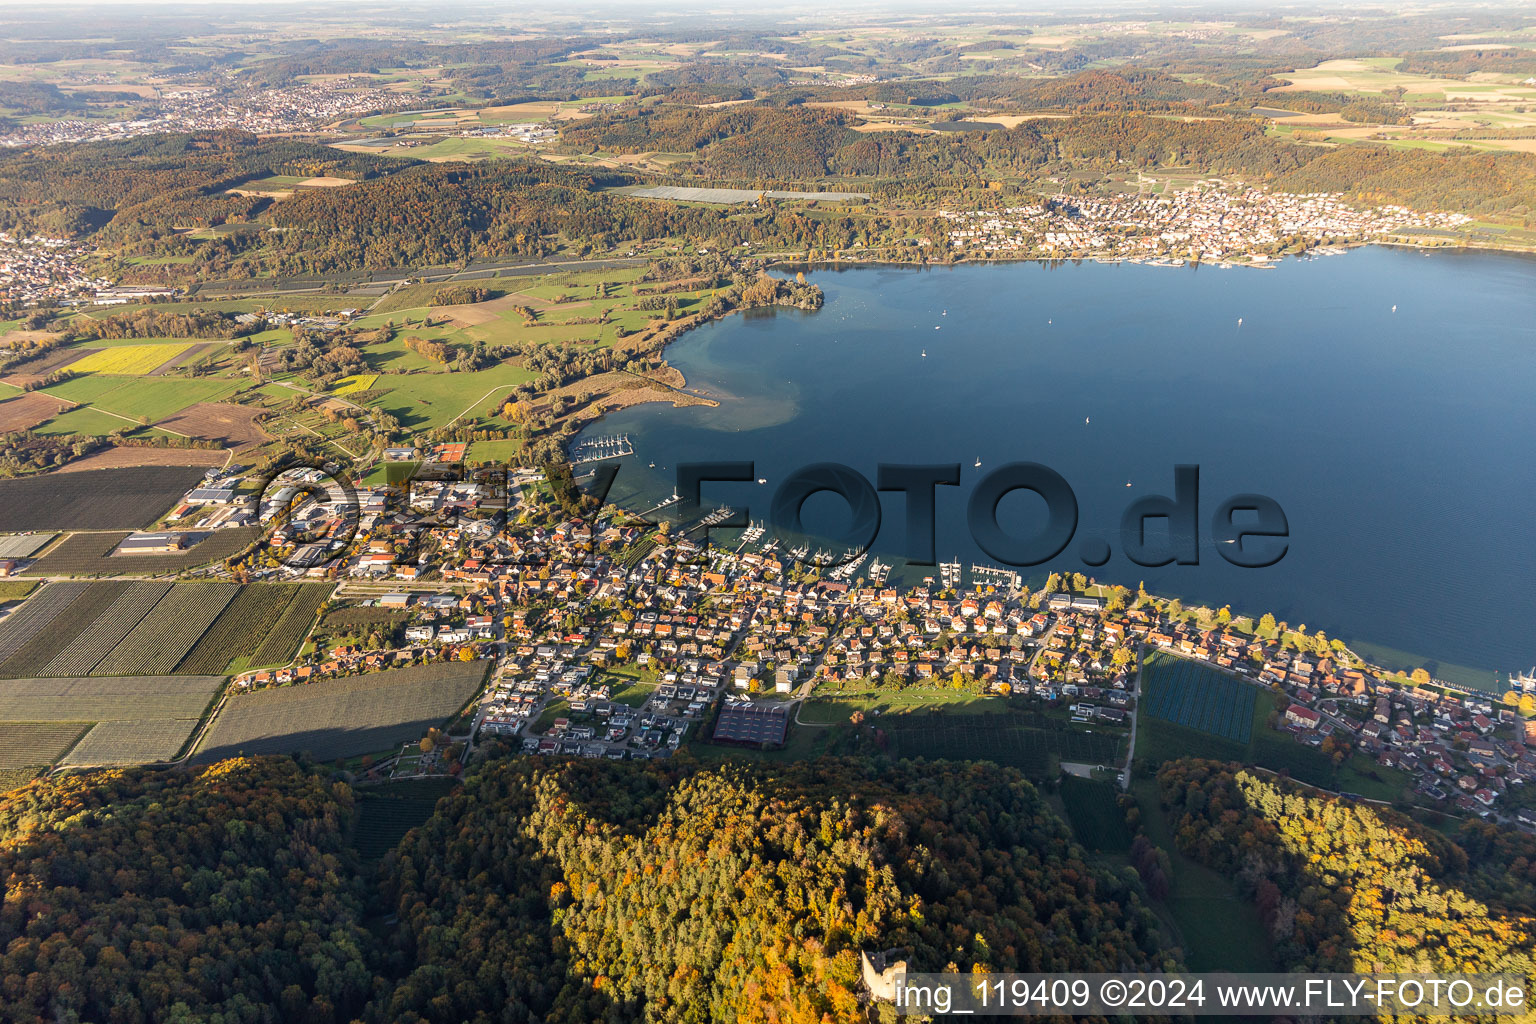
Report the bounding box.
[577,247,1536,687]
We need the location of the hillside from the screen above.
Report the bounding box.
[0,755,1168,1024]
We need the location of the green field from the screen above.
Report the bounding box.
[1133,778,1277,971]
[878,710,1120,778]
[362,364,536,431]
[799,686,1007,724]
[38,374,237,433]
[466,438,524,464]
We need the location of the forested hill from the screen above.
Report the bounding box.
[1157,760,1536,977]
[0,131,407,239]
[0,758,377,1024]
[376,757,1170,1023]
[0,755,1168,1024]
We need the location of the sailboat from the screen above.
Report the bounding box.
[1125,478,1132,487]
[974,457,982,468]
[1392,304,1397,313]
[1085,416,1090,424]
[1237,317,1243,326]
[921,349,927,357]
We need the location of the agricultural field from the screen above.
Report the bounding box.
[0,581,130,678]
[1059,775,1132,853]
[153,402,269,446]
[0,721,91,769]
[23,526,257,575]
[0,673,224,768]
[60,718,205,765]
[39,582,171,677]
[54,446,230,473]
[878,710,1119,778]
[245,583,331,669]
[1140,650,1256,742]
[0,582,250,679]
[0,581,88,665]
[68,343,194,375]
[1134,667,1341,788]
[0,466,204,531]
[0,391,69,432]
[91,583,239,676]
[176,584,330,674]
[40,375,238,426]
[0,533,55,559]
[193,660,487,763]
[0,673,224,722]
[351,778,457,861]
[331,373,379,396]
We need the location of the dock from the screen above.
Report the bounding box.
[570,434,633,465]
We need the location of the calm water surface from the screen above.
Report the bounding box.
[577,247,1536,686]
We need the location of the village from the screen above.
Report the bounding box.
[27,452,1524,829]
[0,233,110,306]
[940,184,1476,263]
[0,76,419,148]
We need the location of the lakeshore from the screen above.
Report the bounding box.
[575,245,1536,685]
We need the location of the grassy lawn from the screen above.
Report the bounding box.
[466,438,523,464]
[607,677,657,708]
[0,580,38,604]
[1132,778,1277,971]
[1335,752,1413,801]
[799,684,1007,724]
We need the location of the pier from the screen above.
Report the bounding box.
[971,564,1022,590]
[570,434,634,465]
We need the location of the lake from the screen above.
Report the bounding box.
[576,247,1536,688]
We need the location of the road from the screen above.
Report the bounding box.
[1122,644,1144,792]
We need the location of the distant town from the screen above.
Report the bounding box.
[942,184,1476,264]
[0,77,419,148]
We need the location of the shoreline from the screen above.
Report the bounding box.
[567,244,1518,694]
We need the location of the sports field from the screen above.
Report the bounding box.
[1141,650,1255,743]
